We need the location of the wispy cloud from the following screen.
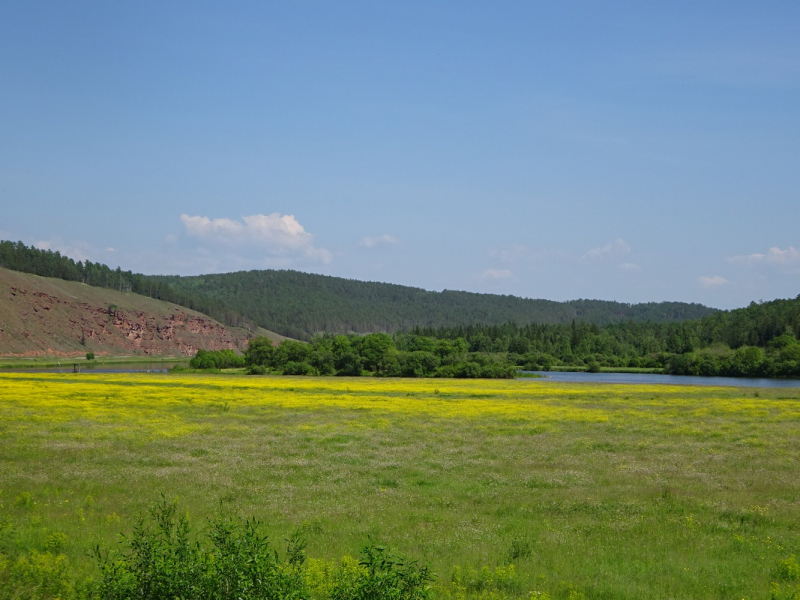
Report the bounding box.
[479,268,513,280]
[35,238,93,262]
[698,275,729,289]
[180,213,331,264]
[728,245,800,267]
[360,234,399,248]
[579,238,631,263]
[619,262,642,273]
[489,244,561,264]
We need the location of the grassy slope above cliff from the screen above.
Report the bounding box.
[0,268,287,357]
[155,269,718,340]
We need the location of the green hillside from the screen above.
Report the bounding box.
[0,240,251,330]
[0,241,719,341]
[0,267,287,357]
[154,269,718,340]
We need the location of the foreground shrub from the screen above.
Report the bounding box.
[96,496,306,599]
[0,550,76,600]
[95,496,434,600]
[306,545,434,600]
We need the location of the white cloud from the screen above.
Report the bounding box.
[180,213,331,264]
[698,275,729,289]
[106,247,115,252]
[34,239,92,262]
[489,244,560,264]
[182,213,310,249]
[360,234,399,248]
[619,262,642,273]
[728,246,800,267]
[480,269,513,280]
[579,238,631,263]
[302,246,334,263]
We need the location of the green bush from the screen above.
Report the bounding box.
[283,361,317,376]
[95,497,434,600]
[189,349,245,370]
[96,496,307,599]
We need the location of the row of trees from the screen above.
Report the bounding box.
[663,334,800,378]
[190,328,800,380]
[408,296,800,377]
[189,334,517,378]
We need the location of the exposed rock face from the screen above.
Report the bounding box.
[0,269,251,357]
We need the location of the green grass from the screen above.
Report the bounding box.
[0,374,799,599]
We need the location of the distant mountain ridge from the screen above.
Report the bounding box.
[0,240,719,342]
[154,269,718,340]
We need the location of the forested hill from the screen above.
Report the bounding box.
[0,240,251,330]
[0,241,718,340]
[154,270,717,340]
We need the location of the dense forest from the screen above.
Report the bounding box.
[410,295,800,377]
[193,294,800,379]
[154,269,717,339]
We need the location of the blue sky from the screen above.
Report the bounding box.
[1,1,798,309]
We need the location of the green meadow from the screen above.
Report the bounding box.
[0,373,799,598]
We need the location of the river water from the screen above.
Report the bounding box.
[1,361,185,374]
[3,365,799,387]
[523,370,800,388]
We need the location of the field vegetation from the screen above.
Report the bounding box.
[1,373,799,598]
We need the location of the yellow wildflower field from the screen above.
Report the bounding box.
[1,372,796,437]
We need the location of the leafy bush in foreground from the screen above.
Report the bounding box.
[95,496,434,600]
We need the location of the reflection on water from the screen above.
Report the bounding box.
[523,370,800,388]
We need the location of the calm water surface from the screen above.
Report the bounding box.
[2,361,184,374]
[524,371,800,388]
[4,365,798,387]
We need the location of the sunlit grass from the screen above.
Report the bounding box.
[1,373,799,598]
